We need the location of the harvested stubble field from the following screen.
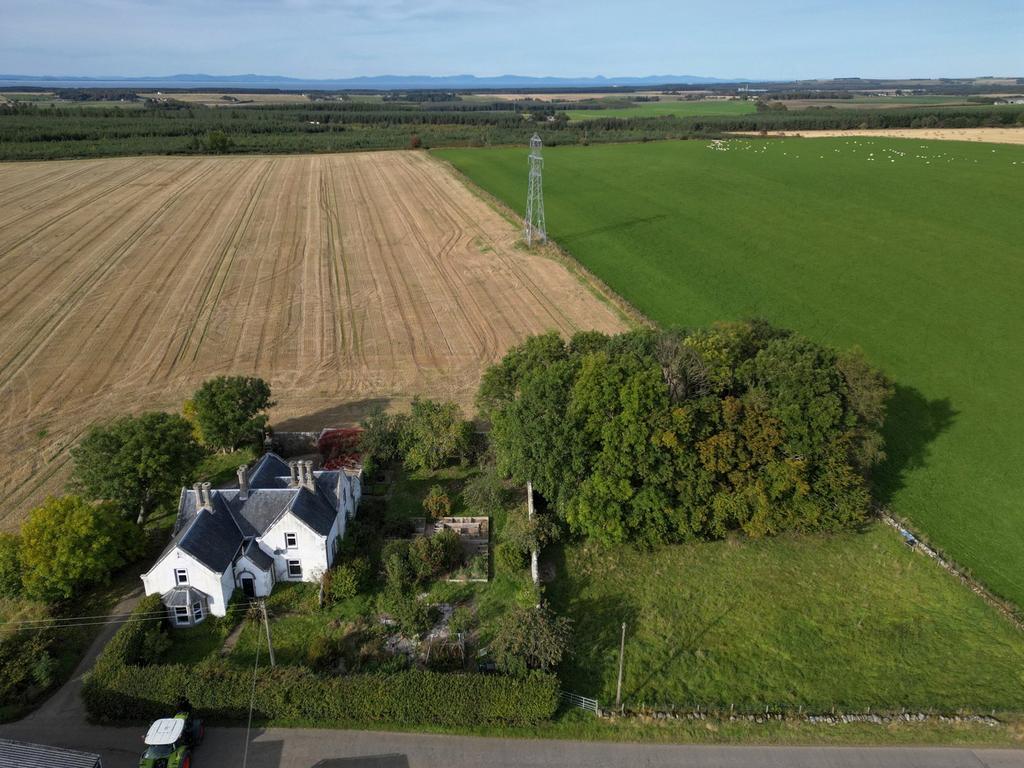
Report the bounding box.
[0,151,624,526]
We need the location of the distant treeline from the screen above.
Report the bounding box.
[1,100,1022,161]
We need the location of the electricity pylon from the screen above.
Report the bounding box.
[524,133,546,246]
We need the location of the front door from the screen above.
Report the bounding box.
[241,576,255,598]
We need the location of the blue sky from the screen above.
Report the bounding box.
[1,0,1020,79]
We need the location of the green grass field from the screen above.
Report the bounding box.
[435,137,1024,608]
[547,526,1024,711]
[563,99,757,120]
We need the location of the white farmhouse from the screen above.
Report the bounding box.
[141,452,361,626]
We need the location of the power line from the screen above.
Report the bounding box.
[0,603,253,632]
[241,614,263,768]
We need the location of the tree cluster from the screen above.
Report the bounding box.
[481,322,892,546]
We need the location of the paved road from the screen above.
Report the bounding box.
[4,586,1024,767]
[1,721,1024,768]
[24,587,143,723]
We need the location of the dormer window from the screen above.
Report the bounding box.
[284,532,297,549]
[174,568,188,585]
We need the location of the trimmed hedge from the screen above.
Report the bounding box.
[84,596,558,727]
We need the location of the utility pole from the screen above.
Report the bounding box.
[527,480,539,587]
[259,600,276,668]
[615,621,626,709]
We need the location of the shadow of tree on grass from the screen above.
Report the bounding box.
[873,383,957,506]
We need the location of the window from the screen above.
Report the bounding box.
[284,532,297,549]
[174,568,188,585]
[287,560,302,579]
[192,602,204,622]
[174,606,189,625]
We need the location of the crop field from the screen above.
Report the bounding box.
[0,151,625,526]
[755,127,1024,145]
[564,99,756,120]
[436,137,1024,607]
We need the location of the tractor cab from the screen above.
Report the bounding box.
[139,711,203,768]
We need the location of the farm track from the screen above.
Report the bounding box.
[0,151,625,526]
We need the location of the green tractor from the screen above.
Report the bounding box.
[139,709,204,768]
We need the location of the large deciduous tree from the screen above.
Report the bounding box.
[191,376,274,452]
[71,412,204,524]
[20,496,143,603]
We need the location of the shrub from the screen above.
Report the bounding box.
[383,552,412,597]
[306,633,345,672]
[495,541,525,573]
[462,465,506,516]
[449,606,474,637]
[392,596,436,638]
[491,602,572,676]
[324,559,368,604]
[400,398,472,471]
[0,534,22,597]
[422,485,451,519]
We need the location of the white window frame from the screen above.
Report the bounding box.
[192,602,204,622]
[174,606,190,625]
[284,532,297,550]
[287,559,302,579]
[174,568,188,585]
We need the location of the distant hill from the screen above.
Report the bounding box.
[0,72,746,90]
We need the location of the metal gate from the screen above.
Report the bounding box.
[560,690,599,714]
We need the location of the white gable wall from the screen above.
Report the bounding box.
[140,548,233,617]
[233,554,274,598]
[260,511,329,584]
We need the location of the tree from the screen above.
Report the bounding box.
[358,406,404,468]
[20,496,143,603]
[191,376,274,451]
[400,398,472,472]
[422,485,451,519]
[70,412,204,524]
[0,535,22,598]
[482,322,891,545]
[491,602,572,675]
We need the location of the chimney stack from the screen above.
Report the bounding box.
[237,466,248,500]
[193,482,202,509]
[303,460,316,490]
[289,461,300,487]
[201,482,212,508]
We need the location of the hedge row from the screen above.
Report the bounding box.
[84,596,558,727]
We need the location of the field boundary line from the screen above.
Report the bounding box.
[428,152,652,331]
[878,509,1024,632]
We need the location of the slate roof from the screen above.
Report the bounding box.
[229,489,293,538]
[0,739,101,768]
[174,495,244,573]
[161,585,211,608]
[243,540,274,571]
[150,452,345,577]
[288,486,337,536]
[248,452,291,489]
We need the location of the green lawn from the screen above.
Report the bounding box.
[564,99,756,121]
[435,137,1024,609]
[548,525,1024,712]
